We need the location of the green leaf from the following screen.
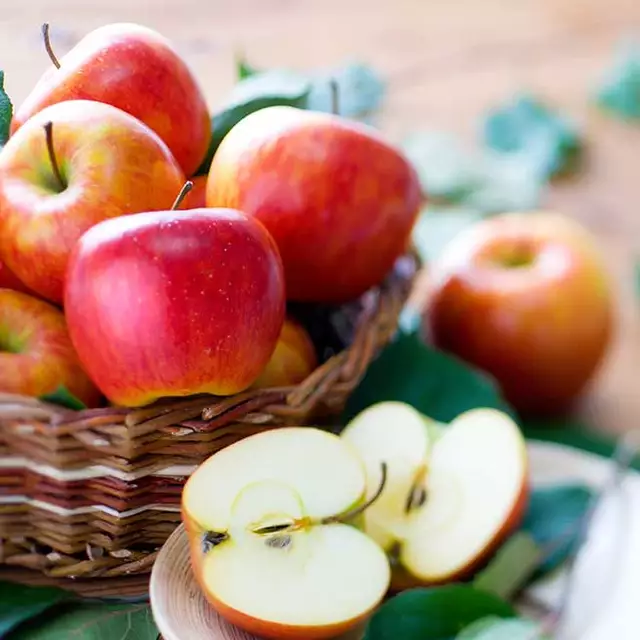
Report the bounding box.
[11,603,158,639]
[363,585,516,640]
[195,70,311,175]
[235,53,259,80]
[595,39,640,121]
[0,71,13,148]
[521,484,594,575]
[0,582,69,638]
[457,616,550,639]
[474,533,543,601]
[482,94,583,178]
[39,385,87,410]
[343,330,515,425]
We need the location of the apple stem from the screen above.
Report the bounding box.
[329,78,340,115]
[171,180,194,210]
[43,121,66,191]
[322,462,388,524]
[42,23,61,69]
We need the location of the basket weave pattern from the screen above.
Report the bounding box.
[0,255,417,582]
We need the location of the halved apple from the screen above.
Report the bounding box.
[182,427,391,639]
[341,403,528,589]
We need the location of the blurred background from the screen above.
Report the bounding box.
[1,0,638,433]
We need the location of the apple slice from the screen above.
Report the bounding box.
[341,403,528,588]
[182,427,391,639]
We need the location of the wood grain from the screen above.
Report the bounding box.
[0,0,637,426]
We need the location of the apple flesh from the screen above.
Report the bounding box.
[252,316,317,389]
[11,23,211,176]
[0,288,101,406]
[206,106,422,303]
[182,427,391,639]
[0,99,185,304]
[425,212,614,416]
[341,402,528,588]
[64,208,286,408]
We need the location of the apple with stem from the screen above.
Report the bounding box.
[182,427,391,639]
[11,23,210,177]
[252,316,317,389]
[0,289,101,406]
[178,174,207,210]
[341,402,528,589]
[64,200,286,408]
[425,211,614,416]
[0,99,185,304]
[206,105,422,303]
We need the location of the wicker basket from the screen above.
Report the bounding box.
[0,254,418,590]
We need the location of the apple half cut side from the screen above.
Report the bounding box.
[341,403,529,589]
[182,427,391,640]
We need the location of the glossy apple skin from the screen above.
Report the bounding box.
[11,23,210,176]
[0,258,34,295]
[0,289,101,406]
[252,316,317,389]
[206,106,422,303]
[183,514,370,640]
[0,100,185,304]
[178,175,208,210]
[65,208,286,408]
[426,212,614,416]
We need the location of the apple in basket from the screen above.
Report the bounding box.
[182,427,391,639]
[0,288,101,406]
[206,106,423,304]
[64,206,286,408]
[341,402,528,590]
[11,22,211,177]
[0,99,185,304]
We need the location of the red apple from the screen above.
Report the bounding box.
[0,289,101,406]
[11,23,210,176]
[0,99,185,304]
[252,316,317,389]
[0,258,34,295]
[64,208,286,408]
[206,106,422,303]
[178,175,207,210]
[425,212,614,416]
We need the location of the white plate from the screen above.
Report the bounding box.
[150,441,639,640]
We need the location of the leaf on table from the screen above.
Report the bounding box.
[39,385,87,411]
[342,330,515,424]
[482,94,583,179]
[456,616,550,639]
[595,39,640,121]
[0,71,13,148]
[363,585,516,640]
[474,532,544,601]
[0,582,69,638]
[520,484,594,576]
[11,603,158,639]
[195,69,311,174]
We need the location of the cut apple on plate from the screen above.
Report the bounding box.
[341,402,529,589]
[182,427,391,640]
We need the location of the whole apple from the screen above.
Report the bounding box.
[11,23,210,176]
[65,208,286,408]
[0,99,185,304]
[425,212,614,416]
[206,106,422,303]
[0,289,101,406]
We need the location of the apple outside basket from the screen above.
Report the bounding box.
[0,253,419,598]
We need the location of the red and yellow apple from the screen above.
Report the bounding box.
[178,174,208,210]
[0,289,101,406]
[252,317,317,389]
[425,211,614,416]
[0,99,185,304]
[206,106,422,303]
[11,23,210,176]
[182,427,391,639]
[341,402,528,590]
[0,259,34,295]
[64,208,286,408]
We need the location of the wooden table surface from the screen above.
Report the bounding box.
[1,0,638,434]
